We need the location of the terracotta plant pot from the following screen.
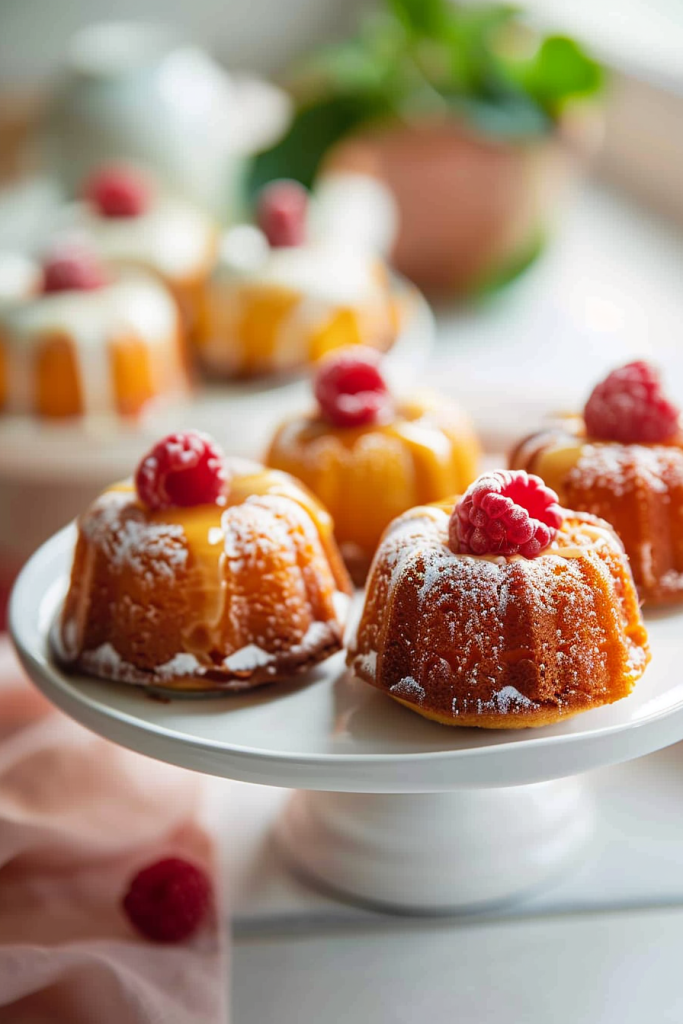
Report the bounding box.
[323,106,602,298]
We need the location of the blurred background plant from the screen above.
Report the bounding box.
[251,0,604,194]
[0,0,609,302]
[249,0,605,297]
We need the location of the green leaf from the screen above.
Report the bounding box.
[443,5,519,97]
[247,94,392,199]
[449,93,550,138]
[507,35,604,114]
[388,0,452,37]
[320,41,389,94]
[472,230,546,299]
[249,4,605,203]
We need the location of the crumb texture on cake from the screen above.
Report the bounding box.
[512,422,683,605]
[348,501,650,728]
[55,465,352,691]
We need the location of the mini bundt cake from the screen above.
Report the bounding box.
[267,347,480,584]
[65,165,217,333]
[0,246,187,418]
[53,430,352,692]
[195,181,400,378]
[348,470,649,728]
[511,361,683,605]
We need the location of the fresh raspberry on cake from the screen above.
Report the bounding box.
[584,360,680,444]
[135,430,227,510]
[86,165,151,218]
[314,347,390,428]
[257,180,308,247]
[122,857,213,943]
[452,469,563,558]
[42,247,108,293]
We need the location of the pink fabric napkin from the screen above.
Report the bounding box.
[0,636,228,1024]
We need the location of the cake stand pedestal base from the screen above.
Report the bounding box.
[277,778,593,913]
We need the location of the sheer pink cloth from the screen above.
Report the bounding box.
[0,637,228,1023]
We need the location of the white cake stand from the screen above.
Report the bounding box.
[11,526,683,913]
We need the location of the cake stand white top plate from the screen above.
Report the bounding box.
[10,525,683,794]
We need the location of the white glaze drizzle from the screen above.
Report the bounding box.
[59,196,215,280]
[0,270,178,415]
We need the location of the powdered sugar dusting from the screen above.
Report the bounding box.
[86,642,123,674]
[350,501,649,722]
[76,618,339,689]
[491,685,535,712]
[568,444,668,497]
[390,676,426,703]
[59,473,349,692]
[81,490,187,583]
[223,644,272,672]
[156,653,202,678]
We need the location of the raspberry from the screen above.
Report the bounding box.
[86,165,151,218]
[314,347,390,428]
[257,180,308,247]
[135,430,227,510]
[451,470,563,559]
[122,857,212,943]
[42,247,108,293]
[584,360,680,444]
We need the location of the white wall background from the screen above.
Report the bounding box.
[0,0,367,87]
[1,0,681,89]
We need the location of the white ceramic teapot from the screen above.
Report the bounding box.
[41,21,291,221]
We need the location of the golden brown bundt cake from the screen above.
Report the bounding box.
[348,470,649,729]
[53,430,351,692]
[194,182,400,379]
[511,361,683,605]
[72,165,218,335]
[267,347,480,584]
[0,247,187,419]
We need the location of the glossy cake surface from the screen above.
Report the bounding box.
[197,241,400,378]
[511,420,683,604]
[54,463,352,691]
[348,499,649,728]
[0,270,187,418]
[268,390,480,583]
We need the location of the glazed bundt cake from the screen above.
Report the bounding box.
[511,361,683,605]
[54,430,352,692]
[195,181,399,378]
[267,347,480,584]
[65,165,217,333]
[348,470,649,728]
[0,247,187,418]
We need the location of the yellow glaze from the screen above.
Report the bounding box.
[267,389,480,582]
[59,463,351,691]
[520,439,584,495]
[96,466,349,667]
[196,270,401,379]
